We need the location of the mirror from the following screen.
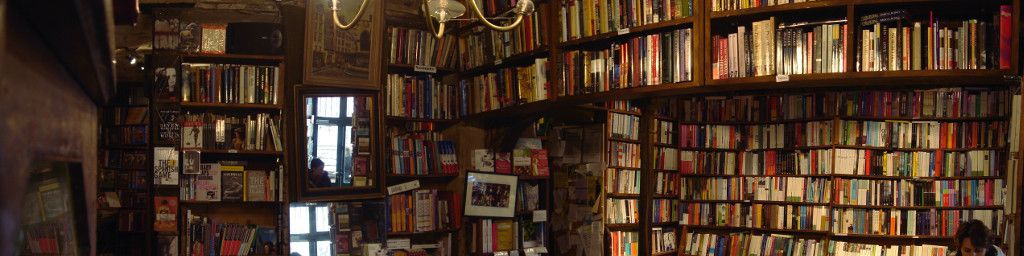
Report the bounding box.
[295,86,382,200]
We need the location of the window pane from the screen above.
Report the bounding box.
[342,126,353,185]
[316,240,333,256]
[315,206,331,232]
[315,124,339,183]
[290,241,310,256]
[317,97,341,118]
[289,206,310,235]
[345,96,355,117]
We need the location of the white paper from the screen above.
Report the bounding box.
[533,210,547,222]
[387,180,420,195]
[386,239,410,250]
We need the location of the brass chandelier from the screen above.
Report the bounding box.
[331,0,536,38]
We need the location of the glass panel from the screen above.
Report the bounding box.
[316,240,333,256]
[315,206,331,232]
[341,126,353,185]
[345,96,355,117]
[289,206,310,235]
[290,241,310,256]
[315,124,339,184]
[317,97,341,118]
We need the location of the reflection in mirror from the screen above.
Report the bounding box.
[304,95,375,190]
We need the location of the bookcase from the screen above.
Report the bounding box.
[97,83,152,255]
[152,52,287,255]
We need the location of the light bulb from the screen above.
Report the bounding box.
[514,0,534,15]
[427,0,465,23]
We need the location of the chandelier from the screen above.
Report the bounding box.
[331,0,536,38]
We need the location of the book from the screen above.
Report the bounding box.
[858,9,1007,71]
[179,112,282,151]
[711,0,817,12]
[157,235,179,256]
[244,170,270,202]
[384,74,463,120]
[560,0,693,42]
[389,189,458,233]
[512,149,532,175]
[181,120,203,149]
[459,12,545,70]
[181,150,200,175]
[153,196,178,232]
[609,231,639,256]
[530,149,549,176]
[651,227,677,254]
[681,232,823,255]
[221,167,244,201]
[462,58,550,114]
[473,149,495,172]
[153,147,179,185]
[156,107,181,145]
[494,152,512,174]
[388,132,459,176]
[560,29,692,96]
[388,27,458,69]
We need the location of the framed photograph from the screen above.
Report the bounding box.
[464,172,519,218]
[303,0,384,89]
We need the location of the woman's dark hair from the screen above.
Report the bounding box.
[310,158,324,170]
[955,219,993,250]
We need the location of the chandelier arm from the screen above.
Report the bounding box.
[466,0,524,31]
[422,1,442,38]
[332,0,371,29]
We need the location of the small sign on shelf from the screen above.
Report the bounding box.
[413,65,437,74]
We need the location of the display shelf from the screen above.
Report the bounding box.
[559,17,695,49]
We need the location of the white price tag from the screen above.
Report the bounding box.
[495,251,510,256]
[617,28,630,35]
[411,243,439,249]
[387,180,420,195]
[534,247,548,253]
[413,65,437,74]
[387,239,411,250]
[228,149,238,153]
[533,210,547,222]
[775,74,790,82]
[495,59,503,65]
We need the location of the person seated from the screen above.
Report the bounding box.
[953,219,1005,256]
[308,158,332,188]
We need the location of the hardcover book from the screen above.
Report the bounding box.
[153,196,178,232]
[245,170,269,201]
[194,163,221,202]
[221,166,244,201]
[153,147,179,185]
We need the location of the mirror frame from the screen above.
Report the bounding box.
[292,85,385,201]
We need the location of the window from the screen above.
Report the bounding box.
[306,96,356,186]
[289,203,332,256]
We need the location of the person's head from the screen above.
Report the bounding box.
[310,158,324,173]
[955,219,993,256]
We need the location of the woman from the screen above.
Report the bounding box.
[953,219,1005,256]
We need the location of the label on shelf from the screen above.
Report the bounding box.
[533,210,547,222]
[775,74,790,82]
[411,243,439,249]
[387,180,420,195]
[653,227,663,231]
[494,252,509,256]
[413,65,437,74]
[617,28,630,35]
[387,239,410,250]
[228,149,238,153]
[495,59,503,65]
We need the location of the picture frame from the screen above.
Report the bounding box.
[464,172,519,218]
[303,0,384,90]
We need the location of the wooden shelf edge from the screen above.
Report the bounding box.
[180,53,285,62]
[386,63,458,75]
[461,48,551,77]
[560,17,695,49]
[179,102,283,110]
[710,0,848,19]
[706,70,1015,88]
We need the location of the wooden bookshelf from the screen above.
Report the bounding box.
[191,149,285,156]
[460,48,551,77]
[559,17,695,49]
[386,63,458,75]
[179,102,283,110]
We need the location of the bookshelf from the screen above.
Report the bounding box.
[148,51,288,255]
[97,83,152,255]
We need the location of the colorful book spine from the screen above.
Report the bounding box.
[385,74,463,120]
[560,28,692,96]
[180,63,279,105]
[560,0,693,42]
[389,27,457,69]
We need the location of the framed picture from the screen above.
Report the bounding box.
[303,0,384,89]
[464,172,519,218]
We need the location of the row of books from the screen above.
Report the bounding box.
[103,149,148,170]
[655,147,679,170]
[560,28,693,96]
[606,168,640,195]
[180,112,284,152]
[858,8,1012,71]
[110,106,148,126]
[681,232,823,256]
[651,228,677,254]
[388,27,457,69]
[681,177,832,203]
[657,119,675,144]
[183,210,277,256]
[679,124,743,149]
[833,149,1005,177]
[388,189,459,233]
[608,141,641,168]
[652,199,678,223]
[655,172,680,195]
[711,0,817,12]
[833,178,1005,207]
[389,132,459,176]
[838,89,1012,119]
[471,148,551,176]
[559,0,693,42]
[608,100,641,113]
[831,208,1003,237]
[713,18,777,79]
[106,126,148,146]
[609,231,639,256]
[384,74,464,120]
[516,183,543,213]
[607,198,639,224]
[678,93,837,122]
[679,151,738,174]
[838,121,1008,149]
[180,63,279,105]
[681,203,830,231]
[469,218,547,254]
[739,149,833,176]
[458,14,545,70]
[609,113,641,141]
[745,121,834,149]
[714,20,847,79]
[179,163,277,202]
[829,241,948,256]
[461,58,549,114]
